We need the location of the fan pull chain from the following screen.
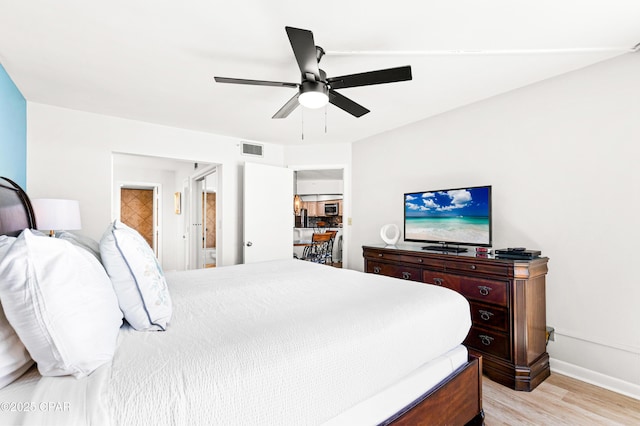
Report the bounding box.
[301,108,304,141]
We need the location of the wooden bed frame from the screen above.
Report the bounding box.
[0,176,37,235]
[388,355,484,425]
[0,175,484,425]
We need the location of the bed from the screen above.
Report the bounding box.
[0,176,484,425]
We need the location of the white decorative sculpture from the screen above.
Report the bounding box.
[380,224,401,246]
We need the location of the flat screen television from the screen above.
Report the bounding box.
[404,185,492,252]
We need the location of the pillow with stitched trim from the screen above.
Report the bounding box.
[0,235,34,389]
[99,220,172,331]
[0,230,122,378]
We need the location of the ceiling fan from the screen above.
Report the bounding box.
[214,26,412,119]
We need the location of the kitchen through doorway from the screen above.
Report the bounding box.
[292,165,348,268]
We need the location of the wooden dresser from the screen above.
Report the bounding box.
[363,244,550,391]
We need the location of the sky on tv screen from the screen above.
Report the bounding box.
[405,187,490,218]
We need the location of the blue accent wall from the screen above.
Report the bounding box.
[0,63,27,189]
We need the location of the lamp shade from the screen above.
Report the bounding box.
[293,194,302,215]
[298,91,328,109]
[298,80,329,109]
[31,199,82,231]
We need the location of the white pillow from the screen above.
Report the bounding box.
[0,306,34,389]
[100,220,172,331]
[0,230,123,378]
[0,235,34,389]
[56,231,102,263]
[0,235,16,261]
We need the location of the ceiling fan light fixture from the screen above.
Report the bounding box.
[299,81,329,109]
[214,26,412,119]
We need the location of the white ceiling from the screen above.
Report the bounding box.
[1,1,639,146]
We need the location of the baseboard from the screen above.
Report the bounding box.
[550,358,640,400]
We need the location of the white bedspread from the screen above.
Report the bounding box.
[106,259,471,425]
[0,259,471,426]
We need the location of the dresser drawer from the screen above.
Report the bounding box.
[424,270,508,306]
[367,261,422,282]
[364,249,443,269]
[459,277,508,306]
[465,327,511,361]
[469,301,509,332]
[444,260,510,277]
[422,270,461,292]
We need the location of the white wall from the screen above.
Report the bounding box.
[349,53,640,397]
[26,103,285,266]
[296,179,343,195]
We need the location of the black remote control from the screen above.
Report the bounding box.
[508,247,526,251]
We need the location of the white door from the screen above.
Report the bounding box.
[243,162,293,263]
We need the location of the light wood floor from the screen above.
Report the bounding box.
[483,373,640,425]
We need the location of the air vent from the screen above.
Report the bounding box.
[241,142,264,157]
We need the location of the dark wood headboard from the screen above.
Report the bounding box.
[0,176,36,236]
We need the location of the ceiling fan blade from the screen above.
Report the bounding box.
[285,26,320,80]
[214,76,298,88]
[328,90,370,118]
[272,93,300,119]
[327,66,412,90]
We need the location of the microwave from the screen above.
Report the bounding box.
[324,202,339,216]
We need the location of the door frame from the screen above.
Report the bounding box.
[188,164,220,269]
[288,163,349,269]
[116,181,163,264]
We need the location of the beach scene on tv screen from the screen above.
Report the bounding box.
[405,187,490,245]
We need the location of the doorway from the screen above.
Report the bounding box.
[119,185,160,258]
[112,153,215,271]
[121,188,155,250]
[190,165,219,269]
[291,165,349,269]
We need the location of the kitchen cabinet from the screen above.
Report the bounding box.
[300,199,343,217]
[302,201,317,216]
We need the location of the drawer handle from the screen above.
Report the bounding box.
[470,265,477,270]
[373,266,381,274]
[478,285,492,296]
[378,253,383,257]
[419,259,423,263]
[402,271,411,280]
[433,277,444,286]
[479,310,494,321]
[479,334,494,346]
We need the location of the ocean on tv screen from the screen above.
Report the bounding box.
[405,216,490,244]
